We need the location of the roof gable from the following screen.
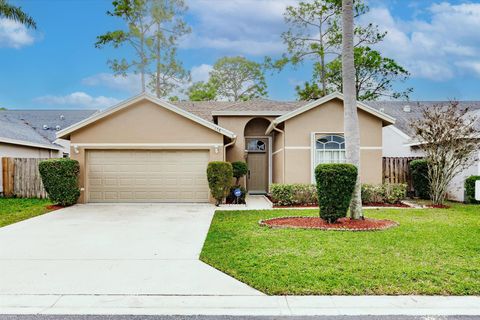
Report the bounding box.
[57,94,236,139]
[266,92,395,134]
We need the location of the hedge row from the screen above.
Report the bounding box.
[270,184,317,206]
[361,183,407,204]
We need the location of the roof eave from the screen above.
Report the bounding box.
[57,93,236,140]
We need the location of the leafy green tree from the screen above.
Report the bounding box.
[96,0,153,93]
[317,47,412,100]
[0,0,36,29]
[187,81,217,101]
[210,56,267,101]
[295,82,323,100]
[148,0,191,98]
[267,0,384,97]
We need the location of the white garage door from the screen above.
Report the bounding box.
[86,150,210,203]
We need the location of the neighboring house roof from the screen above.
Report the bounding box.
[57,93,236,139]
[368,101,480,136]
[0,113,60,150]
[0,109,97,150]
[266,92,396,134]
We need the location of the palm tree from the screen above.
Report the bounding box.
[0,0,36,29]
[341,0,362,219]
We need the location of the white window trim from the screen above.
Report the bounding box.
[310,132,346,183]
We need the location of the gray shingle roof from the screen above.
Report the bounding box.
[0,110,98,143]
[0,110,97,148]
[367,101,480,135]
[172,99,306,121]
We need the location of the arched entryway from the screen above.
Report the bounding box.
[244,118,271,194]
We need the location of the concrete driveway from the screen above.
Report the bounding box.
[0,204,261,296]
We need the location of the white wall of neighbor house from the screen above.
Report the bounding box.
[382,125,423,157]
[53,138,72,156]
[447,151,480,202]
[0,142,61,193]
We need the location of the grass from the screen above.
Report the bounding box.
[0,198,53,228]
[200,204,480,295]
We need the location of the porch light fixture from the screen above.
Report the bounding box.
[73,144,79,154]
[214,145,219,154]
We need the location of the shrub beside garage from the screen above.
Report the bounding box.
[39,158,80,206]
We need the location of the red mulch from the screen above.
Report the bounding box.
[273,204,318,208]
[364,202,410,208]
[260,216,398,231]
[426,204,451,209]
[46,205,64,211]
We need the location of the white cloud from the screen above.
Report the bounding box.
[362,3,480,81]
[0,18,35,48]
[190,64,213,82]
[34,92,120,109]
[81,73,141,94]
[183,0,294,55]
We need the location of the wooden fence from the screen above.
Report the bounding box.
[382,157,422,192]
[1,157,48,198]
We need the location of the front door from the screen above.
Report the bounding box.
[246,138,268,194]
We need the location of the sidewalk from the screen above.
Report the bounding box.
[1,294,479,315]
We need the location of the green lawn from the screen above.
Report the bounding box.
[0,198,52,228]
[200,204,480,295]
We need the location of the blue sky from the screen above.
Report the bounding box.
[1,0,480,109]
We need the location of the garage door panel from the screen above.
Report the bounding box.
[87,150,209,203]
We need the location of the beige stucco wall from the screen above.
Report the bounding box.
[217,116,274,187]
[283,98,384,184]
[69,99,224,203]
[272,128,284,184]
[0,142,60,193]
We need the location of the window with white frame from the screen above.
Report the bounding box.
[315,135,346,165]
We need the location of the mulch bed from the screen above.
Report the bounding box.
[46,204,64,211]
[426,204,451,209]
[364,202,410,208]
[260,216,398,231]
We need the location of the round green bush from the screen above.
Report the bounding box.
[39,158,80,206]
[410,159,430,199]
[231,161,248,184]
[315,163,358,223]
[465,175,480,204]
[207,161,233,206]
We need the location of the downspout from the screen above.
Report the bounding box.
[271,124,286,184]
[223,135,236,161]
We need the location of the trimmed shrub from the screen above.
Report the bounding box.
[410,159,430,199]
[270,184,317,206]
[465,175,480,204]
[361,184,383,204]
[361,183,407,204]
[38,158,80,206]
[315,164,358,223]
[226,185,247,204]
[207,161,233,206]
[231,161,248,185]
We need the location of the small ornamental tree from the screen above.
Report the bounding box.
[206,161,233,206]
[410,159,430,199]
[39,158,80,206]
[411,102,480,205]
[315,163,358,223]
[231,161,248,185]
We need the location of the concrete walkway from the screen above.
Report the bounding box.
[1,294,479,315]
[0,204,260,296]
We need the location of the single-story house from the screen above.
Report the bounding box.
[0,110,97,194]
[368,101,480,202]
[57,92,395,203]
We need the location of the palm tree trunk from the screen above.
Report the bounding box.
[341,0,363,219]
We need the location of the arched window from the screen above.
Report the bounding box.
[315,135,346,165]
